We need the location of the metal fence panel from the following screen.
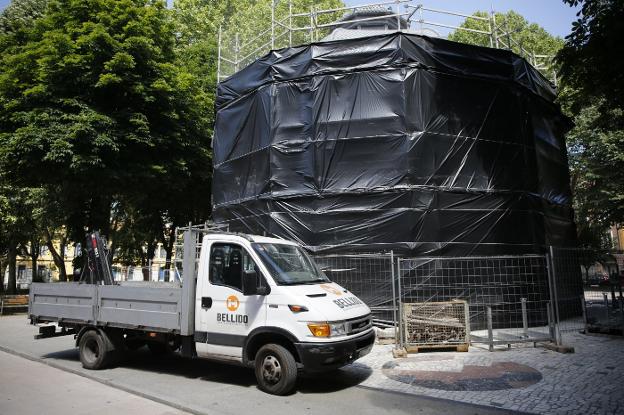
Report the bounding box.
[312,253,394,326]
[397,255,552,349]
[549,247,623,340]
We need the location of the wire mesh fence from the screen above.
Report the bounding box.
[395,256,553,350]
[311,253,394,327]
[549,247,624,339]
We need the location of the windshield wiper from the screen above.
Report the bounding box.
[279,278,328,286]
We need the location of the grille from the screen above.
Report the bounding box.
[347,314,372,335]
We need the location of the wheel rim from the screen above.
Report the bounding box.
[261,355,282,385]
[84,338,99,363]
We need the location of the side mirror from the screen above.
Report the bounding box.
[256,285,270,296]
[243,270,259,296]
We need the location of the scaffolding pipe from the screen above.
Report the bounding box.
[216,26,222,86]
[395,0,401,31]
[271,0,275,50]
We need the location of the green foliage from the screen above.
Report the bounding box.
[175,0,344,78]
[0,0,47,37]
[556,0,624,246]
[557,0,624,114]
[447,10,563,78]
[0,0,212,265]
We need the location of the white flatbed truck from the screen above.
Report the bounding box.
[29,230,375,395]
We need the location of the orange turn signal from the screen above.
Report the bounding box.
[288,305,309,313]
[307,323,330,337]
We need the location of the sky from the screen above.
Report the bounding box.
[0,0,580,39]
[342,0,581,38]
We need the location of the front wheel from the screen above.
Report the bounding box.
[254,344,298,395]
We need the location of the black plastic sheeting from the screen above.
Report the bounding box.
[212,33,576,255]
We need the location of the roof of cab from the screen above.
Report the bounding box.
[202,232,298,246]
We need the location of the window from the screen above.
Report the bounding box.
[252,243,329,285]
[209,243,257,292]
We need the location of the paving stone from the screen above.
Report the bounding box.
[353,332,624,414]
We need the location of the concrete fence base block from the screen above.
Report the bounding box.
[392,348,408,358]
[540,342,575,354]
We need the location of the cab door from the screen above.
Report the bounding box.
[196,242,266,359]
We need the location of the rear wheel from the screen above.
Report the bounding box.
[254,344,298,395]
[79,330,110,370]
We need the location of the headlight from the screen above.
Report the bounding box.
[307,321,347,337]
[329,322,347,336]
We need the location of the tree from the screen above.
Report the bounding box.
[447,10,564,78]
[0,0,47,37]
[0,0,213,268]
[557,0,624,115]
[0,186,36,293]
[556,0,624,237]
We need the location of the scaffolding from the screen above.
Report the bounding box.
[217,0,558,85]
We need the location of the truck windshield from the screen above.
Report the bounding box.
[252,243,330,285]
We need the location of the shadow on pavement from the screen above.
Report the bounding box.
[42,347,373,394]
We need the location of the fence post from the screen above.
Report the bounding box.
[581,295,588,334]
[521,298,528,338]
[397,258,404,348]
[487,306,493,352]
[603,293,609,321]
[390,251,398,346]
[464,302,471,345]
[546,301,555,342]
[619,295,624,334]
[547,247,562,345]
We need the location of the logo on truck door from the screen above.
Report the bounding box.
[217,295,249,325]
[226,295,240,311]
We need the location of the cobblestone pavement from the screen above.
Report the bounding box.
[342,332,624,415]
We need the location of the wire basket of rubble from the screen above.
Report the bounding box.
[401,300,470,352]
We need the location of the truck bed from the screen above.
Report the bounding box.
[29,282,183,333]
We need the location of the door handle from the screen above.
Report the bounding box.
[201,297,212,309]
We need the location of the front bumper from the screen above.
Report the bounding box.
[294,329,375,373]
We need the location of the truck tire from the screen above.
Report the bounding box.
[79,330,110,370]
[254,344,298,395]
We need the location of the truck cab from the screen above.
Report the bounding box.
[194,233,375,394]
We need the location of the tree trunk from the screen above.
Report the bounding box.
[29,238,40,283]
[163,229,176,282]
[44,230,67,282]
[31,252,39,283]
[142,242,156,281]
[7,246,17,294]
[0,257,4,293]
